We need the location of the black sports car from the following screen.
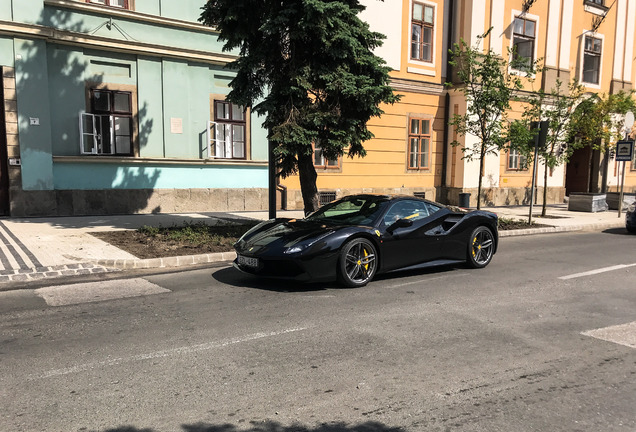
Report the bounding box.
[626,200,636,233]
[234,194,498,287]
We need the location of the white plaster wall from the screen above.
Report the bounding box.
[545,0,561,68]
[613,0,628,81]
[559,0,573,71]
[359,0,403,71]
[490,0,505,55]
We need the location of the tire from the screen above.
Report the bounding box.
[627,225,636,234]
[466,226,495,269]
[337,238,378,288]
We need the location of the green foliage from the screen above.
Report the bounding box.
[199,0,399,195]
[568,90,636,152]
[513,78,586,174]
[447,29,538,208]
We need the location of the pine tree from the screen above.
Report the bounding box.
[200,0,399,214]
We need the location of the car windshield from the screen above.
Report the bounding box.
[305,196,389,226]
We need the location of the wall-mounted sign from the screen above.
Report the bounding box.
[170,117,183,134]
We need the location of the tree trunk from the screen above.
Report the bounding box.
[477,153,484,210]
[298,151,319,215]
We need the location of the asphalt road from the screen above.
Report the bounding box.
[1,229,635,432]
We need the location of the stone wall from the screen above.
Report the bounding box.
[9,188,270,217]
[282,186,566,210]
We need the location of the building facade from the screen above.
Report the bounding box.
[0,0,270,217]
[281,0,636,209]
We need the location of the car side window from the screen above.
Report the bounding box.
[383,200,431,226]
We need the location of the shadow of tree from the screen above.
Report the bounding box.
[12,7,158,216]
[103,421,406,432]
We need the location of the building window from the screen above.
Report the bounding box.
[80,89,133,155]
[313,141,339,168]
[587,0,604,5]
[411,2,434,63]
[408,118,430,169]
[209,101,246,159]
[507,149,527,170]
[86,0,129,8]
[512,16,536,70]
[583,35,602,85]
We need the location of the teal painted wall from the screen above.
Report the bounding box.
[15,38,54,191]
[0,36,14,67]
[158,0,206,23]
[162,59,209,159]
[12,0,44,22]
[47,45,87,157]
[0,0,12,21]
[34,5,225,56]
[52,163,267,189]
[137,56,165,157]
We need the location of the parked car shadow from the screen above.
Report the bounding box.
[103,420,406,432]
[212,261,463,292]
[602,227,632,235]
[211,266,338,292]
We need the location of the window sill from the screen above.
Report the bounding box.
[53,155,268,166]
[407,67,436,77]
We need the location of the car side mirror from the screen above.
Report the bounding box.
[387,218,413,234]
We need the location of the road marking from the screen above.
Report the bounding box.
[35,327,307,379]
[35,278,171,306]
[582,321,636,349]
[558,263,636,280]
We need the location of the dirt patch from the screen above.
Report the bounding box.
[90,222,258,259]
[90,217,551,260]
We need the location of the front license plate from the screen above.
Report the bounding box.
[238,254,259,268]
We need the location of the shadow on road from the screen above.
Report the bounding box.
[602,227,632,235]
[103,421,406,432]
[212,261,462,292]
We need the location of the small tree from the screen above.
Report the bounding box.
[518,79,585,216]
[568,90,636,192]
[447,30,535,209]
[200,0,399,214]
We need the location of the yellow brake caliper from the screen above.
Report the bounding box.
[357,247,369,271]
[472,236,479,257]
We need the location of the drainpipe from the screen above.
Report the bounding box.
[441,0,455,203]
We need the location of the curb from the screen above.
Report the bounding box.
[93,251,238,270]
[0,263,119,285]
[498,220,625,237]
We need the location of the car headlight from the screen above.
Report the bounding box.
[284,231,333,254]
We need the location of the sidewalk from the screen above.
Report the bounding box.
[0,204,628,288]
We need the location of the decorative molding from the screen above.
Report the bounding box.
[44,0,218,34]
[390,77,445,96]
[53,155,268,167]
[0,20,235,65]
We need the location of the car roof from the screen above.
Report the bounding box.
[336,193,443,206]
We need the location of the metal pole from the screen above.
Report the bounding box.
[619,160,626,218]
[268,138,276,219]
[529,127,540,225]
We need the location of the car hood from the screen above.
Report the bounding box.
[236,219,338,254]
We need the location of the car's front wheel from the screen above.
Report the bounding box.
[467,226,495,268]
[338,238,378,287]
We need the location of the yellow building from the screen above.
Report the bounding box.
[280,0,636,209]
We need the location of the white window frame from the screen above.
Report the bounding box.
[409,0,437,70]
[580,31,604,89]
[79,112,116,155]
[509,10,540,77]
[207,121,246,159]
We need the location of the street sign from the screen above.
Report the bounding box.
[616,140,634,162]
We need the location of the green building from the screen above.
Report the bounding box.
[0,0,269,216]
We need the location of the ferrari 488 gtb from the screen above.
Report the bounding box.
[234,194,498,287]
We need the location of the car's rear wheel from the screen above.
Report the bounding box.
[338,238,377,287]
[467,226,495,268]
